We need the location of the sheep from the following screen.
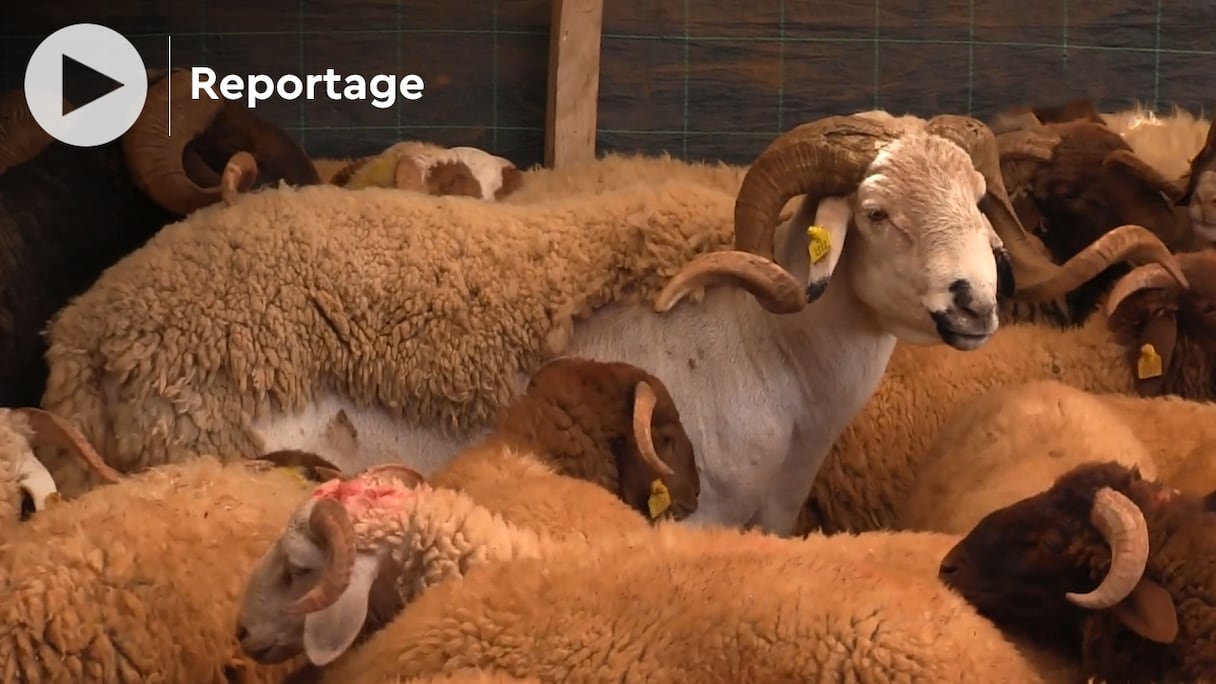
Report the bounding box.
[235,465,1075,682]
[0,407,124,526]
[0,71,317,408]
[39,112,1181,535]
[939,460,1216,684]
[329,141,523,201]
[0,446,345,684]
[899,379,1159,535]
[429,356,700,529]
[994,117,1188,326]
[1102,103,1212,183]
[798,247,1203,535]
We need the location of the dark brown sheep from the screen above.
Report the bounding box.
[436,356,701,523]
[1102,249,1216,398]
[939,460,1216,684]
[0,69,318,408]
[996,118,1188,326]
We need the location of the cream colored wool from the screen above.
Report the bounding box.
[502,151,748,203]
[0,458,314,684]
[1102,104,1212,180]
[0,409,34,526]
[41,180,736,492]
[317,517,1077,683]
[429,447,652,542]
[899,380,1160,535]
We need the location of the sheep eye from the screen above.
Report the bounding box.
[864,206,887,222]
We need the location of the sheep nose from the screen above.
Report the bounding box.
[948,279,993,318]
[236,625,249,642]
[938,561,958,577]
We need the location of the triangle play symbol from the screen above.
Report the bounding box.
[61,53,126,114]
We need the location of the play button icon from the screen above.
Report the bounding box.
[24,23,149,148]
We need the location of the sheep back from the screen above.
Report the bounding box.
[429,446,651,541]
[317,530,1070,683]
[0,458,312,683]
[40,180,736,493]
[899,379,1159,535]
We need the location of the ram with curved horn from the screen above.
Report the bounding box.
[940,460,1216,684]
[0,70,316,410]
[650,111,1183,533]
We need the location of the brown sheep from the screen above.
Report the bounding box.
[798,249,1214,535]
[939,461,1216,684]
[433,356,700,525]
[996,118,1188,326]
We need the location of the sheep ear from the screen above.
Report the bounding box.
[1110,578,1178,644]
[797,197,851,302]
[302,554,381,666]
[1127,312,1177,397]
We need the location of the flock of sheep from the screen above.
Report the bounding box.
[2,62,1216,682]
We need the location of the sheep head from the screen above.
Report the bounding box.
[939,461,1179,649]
[509,357,700,521]
[1103,250,1216,398]
[236,463,425,668]
[655,114,1183,353]
[119,69,320,215]
[334,141,522,200]
[996,119,1188,258]
[1177,115,1216,246]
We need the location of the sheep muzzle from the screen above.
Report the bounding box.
[1064,487,1150,610]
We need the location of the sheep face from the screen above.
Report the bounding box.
[1001,122,1185,259]
[940,461,1180,651]
[1104,250,1216,398]
[1180,118,1216,245]
[842,132,1002,350]
[236,464,425,668]
[512,358,700,520]
[659,114,1164,354]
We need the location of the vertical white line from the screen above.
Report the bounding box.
[167,35,172,137]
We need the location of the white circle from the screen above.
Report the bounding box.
[278,74,303,99]
[23,23,149,148]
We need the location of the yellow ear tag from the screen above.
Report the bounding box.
[807,225,831,264]
[647,479,672,519]
[1137,343,1163,380]
[280,466,311,485]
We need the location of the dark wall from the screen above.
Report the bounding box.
[5,0,1214,168]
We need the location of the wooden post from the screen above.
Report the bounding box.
[544,0,604,169]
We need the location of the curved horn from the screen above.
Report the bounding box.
[655,250,808,313]
[1017,224,1188,301]
[734,115,898,258]
[16,452,58,513]
[14,408,123,483]
[632,381,675,478]
[288,498,357,615]
[1104,263,1186,317]
[221,151,258,205]
[1065,487,1151,609]
[0,89,68,175]
[356,463,427,488]
[1104,149,1186,204]
[121,70,228,215]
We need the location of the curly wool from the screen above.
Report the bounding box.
[0,458,313,683]
[317,526,1076,684]
[429,447,652,542]
[41,180,737,489]
[502,152,748,204]
[0,409,34,526]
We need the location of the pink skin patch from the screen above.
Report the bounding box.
[309,473,427,521]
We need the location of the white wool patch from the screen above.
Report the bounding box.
[1102,104,1212,180]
